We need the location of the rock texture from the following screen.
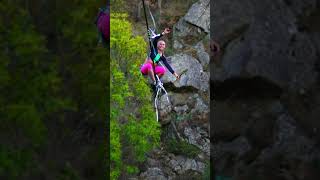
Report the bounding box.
[139,0,211,179]
[162,54,209,92]
[212,0,319,91]
[212,0,320,179]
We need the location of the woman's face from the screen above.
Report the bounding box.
[157,40,166,51]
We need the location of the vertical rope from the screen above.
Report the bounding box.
[142,0,157,84]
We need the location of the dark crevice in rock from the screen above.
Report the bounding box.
[185,20,205,32]
[283,0,293,7]
[164,82,199,93]
[212,76,283,101]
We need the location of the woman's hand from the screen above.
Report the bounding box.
[174,72,180,79]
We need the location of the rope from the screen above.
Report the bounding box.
[142,0,158,84]
[147,4,157,30]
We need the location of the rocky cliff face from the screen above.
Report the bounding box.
[212,0,320,179]
[138,0,211,179]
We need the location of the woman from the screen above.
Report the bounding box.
[140,28,180,86]
[96,5,110,45]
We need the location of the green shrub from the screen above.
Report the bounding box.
[0,147,34,179]
[110,12,161,179]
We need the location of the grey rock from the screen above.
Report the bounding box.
[137,1,212,179]
[211,0,320,179]
[214,136,251,160]
[255,113,318,163]
[268,101,284,115]
[212,0,318,91]
[169,93,195,108]
[140,168,166,180]
[168,156,205,175]
[195,42,210,68]
[190,96,209,115]
[146,158,162,168]
[162,54,209,92]
[158,93,173,124]
[184,0,210,33]
[213,101,249,140]
[173,0,209,49]
[184,127,210,156]
[174,16,206,49]
[174,105,189,115]
[274,114,315,159]
[173,39,184,49]
[211,0,254,42]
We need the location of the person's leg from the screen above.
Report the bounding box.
[140,63,148,75]
[148,68,156,83]
[155,65,166,78]
[140,63,156,82]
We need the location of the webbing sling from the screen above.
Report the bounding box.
[153,53,161,63]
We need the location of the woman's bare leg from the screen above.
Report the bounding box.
[148,69,156,83]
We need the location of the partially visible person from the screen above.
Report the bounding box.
[95,5,109,46]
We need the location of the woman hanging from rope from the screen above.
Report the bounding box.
[140,27,180,86]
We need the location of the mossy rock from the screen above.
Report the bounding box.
[165,138,200,158]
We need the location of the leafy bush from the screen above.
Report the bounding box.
[110,13,161,179]
[0,147,34,180]
[0,1,106,179]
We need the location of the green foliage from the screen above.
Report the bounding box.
[0,1,64,112]
[54,1,109,179]
[0,147,33,180]
[0,0,107,179]
[57,0,108,115]
[110,0,125,12]
[4,104,46,146]
[165,139,201,158]
[202,162,210,180]
[110,119,121,180]
[110,60,132,114]
[59,1,99,47]
[0,1,75,177]
[126,165,139,174]
[110,12,161,178]
[124,114,160,161]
